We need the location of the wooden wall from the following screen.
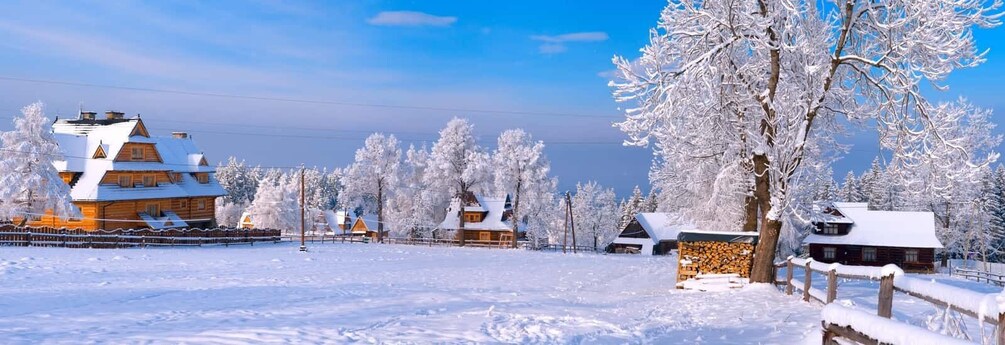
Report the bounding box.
[26,197,216,231]
[100,171,173,186]
[808,244,936,272]
[113,143,162,162]
[456,229,511,242]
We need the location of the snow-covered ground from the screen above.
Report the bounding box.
[0,243,823,344]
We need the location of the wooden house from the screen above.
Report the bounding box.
[238,212,254,229]
[347,214,387,241]
[802,202,943,272]
[608,213,693,255]
[26,111,226,230]
[437,193,515,243]
[323,210,350,233]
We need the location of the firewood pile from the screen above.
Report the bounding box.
[676,240,755,284]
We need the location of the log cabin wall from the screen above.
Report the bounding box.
[808,244,935,272]
[113,143,162,162]
[25,197,217,231]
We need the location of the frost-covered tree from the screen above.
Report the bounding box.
[642,190,659,213]
[342,134,401,243]
[493,129,552,248]
[521,178,560,246]
[424,118,492,245]
[839,172,863,202]
[0,102,78,223]
[610,0,1001,282]
[571,181,619,250]
[247,174,299,232]
[618,186,645,230]
[216,157,257,204]
[215,201,244,228]
[386,144,438,239]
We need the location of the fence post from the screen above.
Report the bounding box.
[786,259,794,296]
[996,311,1005,345]
[26,230,31,247]
[826,269,837,304]
[804,261,812,302]
[61,229,67,247]
[878,273,894,318]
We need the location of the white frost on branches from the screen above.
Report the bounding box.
[0,102,78,221]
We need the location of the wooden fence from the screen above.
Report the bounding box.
[0,225,281,248]
[385,237,515,248]
[774,257,1005,344]
[952,267,1005,287]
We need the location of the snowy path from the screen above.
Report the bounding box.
[0,243,821,344]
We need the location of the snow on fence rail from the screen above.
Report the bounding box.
[774,257,1005,344]
[0,225,281,248]
[952,267,1005,287]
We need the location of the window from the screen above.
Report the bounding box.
[823,247,837,260]
[131,147,143,160]
[118,175,132,188]
[179,200,188,209]
[822,224,839,235]
[905,249,919,263]
[173,173,182,182]
[145,203,160,217]
[194,173,209,184]
[479,232,491,241]
[197,199,206,211]
[862,247,877,262]
[142,175,155,187]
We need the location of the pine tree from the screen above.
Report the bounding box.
[839,171,861,202]
[0,102,78,222]
[643,189,659,212]
[987,165,1005,261]
[618,186,645,229]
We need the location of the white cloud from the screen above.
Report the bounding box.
[530,31,608,54]
[530,32,609,43]
[367,11,457,27]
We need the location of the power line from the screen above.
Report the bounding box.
[0,76,621,119]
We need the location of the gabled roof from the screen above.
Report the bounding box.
[803,202,943,249]
[633,213,695,242]
[323,210,350,229]
[438,194,513,231]
[50,115,224,201]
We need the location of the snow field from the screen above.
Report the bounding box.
[0,243,822,344]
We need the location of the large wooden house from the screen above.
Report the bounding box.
[802,202,943,272]
[608,213,694,255]
[437,193,515,243]
[27,111,225,230]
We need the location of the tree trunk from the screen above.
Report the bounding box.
[749,153,780,283]
[458,187,466,247]
[376,181,384,243]
[511,180,521,248]
[742,195,758,232]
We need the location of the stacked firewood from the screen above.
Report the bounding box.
[677,241,755,282]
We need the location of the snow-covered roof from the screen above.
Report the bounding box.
[634,213,695,242]
[351,214,381,233]
[438,194,512,232]
[803,202,943,249]
[323,210,349,229]
[139,211,189,229]
[50,116,225,201]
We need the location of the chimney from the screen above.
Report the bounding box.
[172,132,189,139]
[80,111,97,120]
[105,111,124,119]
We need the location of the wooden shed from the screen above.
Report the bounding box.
[675,230,759,285]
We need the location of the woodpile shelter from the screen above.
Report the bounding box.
[675,230,759,285]
[802,202,943,272]
[607,213,693,255]
[27,111,225,230]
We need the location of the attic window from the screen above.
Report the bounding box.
[118,175,132,188]
[142,175,155,187]
[194,173,209,184]
[92,146,106,159]
[199,157,209,166]
[822,224,839,235]
[130,121,150,137]
[131,147,143,160]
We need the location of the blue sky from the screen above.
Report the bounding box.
[0,0,1002,196]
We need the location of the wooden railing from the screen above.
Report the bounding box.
[384,237,515,248]
[774,257,1005,344]
[0,225,281,248]
[952,267,1005,287]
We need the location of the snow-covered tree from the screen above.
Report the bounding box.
[618,186,645,230]
[0,102,78,223]
[342,133,401,242]
[571,181,619,250]
[424,118,492,245]
[247,174,299,232]
[386,144,438,239]
[839,172,862,202]
[642,189,659,213]
[216,157,257,204]
[493,129,552,248]
[215,201,245,228]
[610,0,1000,282]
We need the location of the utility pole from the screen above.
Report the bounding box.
[566,191,577,254]
[563,191,569,254]
[299,166,306,252]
